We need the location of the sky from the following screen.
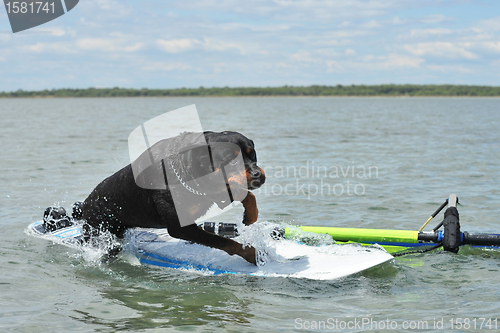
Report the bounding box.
[1,0,500,91]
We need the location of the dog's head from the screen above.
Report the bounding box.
[133,131,265,202]
[204,131,266,192]
[178,131,265,199]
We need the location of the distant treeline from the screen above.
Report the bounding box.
[2,85,500,98]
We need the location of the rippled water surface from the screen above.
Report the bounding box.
[1,97,500,332]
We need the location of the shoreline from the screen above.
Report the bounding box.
[2,85,500,98]
[2,95,500,99]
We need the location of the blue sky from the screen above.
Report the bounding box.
[1,0,500,91]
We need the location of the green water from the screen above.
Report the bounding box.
[1,97,500,332]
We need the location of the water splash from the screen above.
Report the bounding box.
[233,221,335,266]
[284,225,335,246]
[79,229,123,265]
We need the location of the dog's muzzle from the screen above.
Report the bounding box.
[247,166,265,190]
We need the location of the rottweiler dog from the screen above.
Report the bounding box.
[80,131,266,265]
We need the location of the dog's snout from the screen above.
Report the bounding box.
[259,168,266,185]
[249,168,260,177]
[247,166,265,189]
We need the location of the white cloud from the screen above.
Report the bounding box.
[392,16,405,25]
[291,48,356,67]
[170,0,400,22]
[94,0,119,10]
[156,38,247,54]
[324,30,371,39]
[476,17,500,32]
[124,43,143,52]
[23,42,77,54]
[141,62,192,71]
[76,38,111,50]
[272,0,399,20]
[326,60,343,73]
[291,51,315,62]
[326,53,423,74]
[76,38,143,52]
[481,42,500,53]
[80,0,132,18]
[345,49,356,56]
[313,48,341,57]
[410,28,452,38]
[157,38,196,53]
[215,22,291,33]
[212,62,228,73]
[202,38,247,54]
[50,28,65,36]
[79,17,99,28]
[404,42,478,60]
[31,28,66,36]
[379,54,424,68]
[361,20,382,29]
[421,14,451,24]
[426,65,472,74]
[468,28,495,41]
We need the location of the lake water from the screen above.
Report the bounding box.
[1,97,500,332]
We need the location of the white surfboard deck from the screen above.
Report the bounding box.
[27,221,393,280]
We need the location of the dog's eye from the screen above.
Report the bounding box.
[247,149,256,161]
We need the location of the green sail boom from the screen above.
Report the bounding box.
[285,226,419,245]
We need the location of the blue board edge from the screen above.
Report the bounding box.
[137,250,239,275]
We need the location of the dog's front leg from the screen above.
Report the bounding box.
[241,192,258,225]
[153,194,257,265]
[171,224,257,265]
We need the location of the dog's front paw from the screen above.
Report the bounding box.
[240,246,257,265]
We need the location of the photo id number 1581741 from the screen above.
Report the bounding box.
[5,1,55,14]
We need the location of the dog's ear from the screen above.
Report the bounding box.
[207,142,242,168]
[179,144,214,179]
[178,142,242,179]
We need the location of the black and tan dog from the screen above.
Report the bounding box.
[80,131,266,265]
